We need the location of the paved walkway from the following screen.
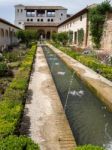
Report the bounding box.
[20,46,76,150]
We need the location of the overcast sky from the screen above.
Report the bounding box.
[0,0,111,24]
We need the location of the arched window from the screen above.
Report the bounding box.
[5,30,8,37]
[0,29,4,38]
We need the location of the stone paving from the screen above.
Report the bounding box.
[20,46,76,150]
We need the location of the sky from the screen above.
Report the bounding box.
[0,0,111,24]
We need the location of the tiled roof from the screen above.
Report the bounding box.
[15,4,67,10]
[0,18,20,29]
[24,22,59,27]
[25,6,67,10]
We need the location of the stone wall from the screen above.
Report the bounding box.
[101,12,112,52]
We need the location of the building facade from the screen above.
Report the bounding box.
[15,4,67,39]
[0,18,20,51]
[58,7,88,48]
[58,6,112,52]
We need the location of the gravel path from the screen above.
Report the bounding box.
[20,46,76,150]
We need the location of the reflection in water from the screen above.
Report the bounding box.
[55,62,59,66]
[43,46,112,150]
[57,71,66,75]
[69,90,84,97]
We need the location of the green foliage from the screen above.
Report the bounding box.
[75,145,105,150]
[16,30,37,47]
[0,45,37,139]
[78,29,84,45]
[51,32,69,45]
[68,30,73,43]
[89,0,111,48]
[52,32,58,42]
[0,135,40,150]
[0,62,8,76]
[57,32,69,45]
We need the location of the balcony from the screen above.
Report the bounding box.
[26,10,35,17]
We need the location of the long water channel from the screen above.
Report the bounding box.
[42,45,112,150]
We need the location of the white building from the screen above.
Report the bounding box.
[58,7,89,48]
[0,18,20,51]
[15,4,67,38]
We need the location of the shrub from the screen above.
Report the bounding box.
[75,145,105,150]
[57,32,69,45]
[0,45,37,139]
[16,30,38,48]
[0,135,40,150]
[3,50,26,63]
[78,28,84,46]
[52,32,58,42]
[0,62,8,76]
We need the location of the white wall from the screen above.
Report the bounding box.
[58,13,88,47]
[15,5,67,29]
[0,21,19,51]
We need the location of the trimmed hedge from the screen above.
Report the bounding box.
[0,45,37,139]
[51,42,112,81]
[75,145,105,150]
[0,135,40,150]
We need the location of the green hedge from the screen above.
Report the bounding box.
[51,42,112,81]
[0,135,40,150]
[75,145,105,150]
[0,45,37,139]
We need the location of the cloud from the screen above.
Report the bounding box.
[0,0,111,23]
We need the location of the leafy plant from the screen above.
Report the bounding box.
[0,135,40,150]
[57,32,69,45]
[16,30,38,47]
[68,30,73,43]
[0,62,8,76]
[78,29,84,46]
[89,0,111,48]
[75,145,105,150]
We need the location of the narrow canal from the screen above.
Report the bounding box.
[42,45,112,150]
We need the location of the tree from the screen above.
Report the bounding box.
[58,32,69,45]
[16,30,38,47]
[52,32,58,42]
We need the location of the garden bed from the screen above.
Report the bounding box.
[0,44,28,100]
[0,44,39,150]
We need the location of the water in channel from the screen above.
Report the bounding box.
[42,45,112,150]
